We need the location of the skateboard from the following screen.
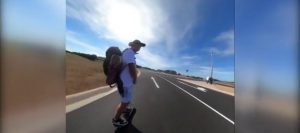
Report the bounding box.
[113,107,136,128]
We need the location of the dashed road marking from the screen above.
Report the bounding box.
[178,81,207,92]
[151,76,160,88]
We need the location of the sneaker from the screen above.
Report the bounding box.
[112,118,128,127]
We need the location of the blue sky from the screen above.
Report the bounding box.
[66,0,235,82]
[3,0,64,43]
[3,0,297,84]
[236,0,298,92]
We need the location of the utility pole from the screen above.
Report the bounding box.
[186,69,189,77]
[210,50,214,84]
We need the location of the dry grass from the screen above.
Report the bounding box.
[66,53,106,95]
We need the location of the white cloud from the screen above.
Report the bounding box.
[137,49,173,69]
[68,0,155,44]
[210,29,234,56]
[67,0,200,51]
[181,55,199,60]
[66,0,201,70]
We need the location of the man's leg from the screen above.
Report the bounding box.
[114,78,127,120]
[113,85,132,122]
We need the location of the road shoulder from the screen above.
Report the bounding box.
[177,78,234,96]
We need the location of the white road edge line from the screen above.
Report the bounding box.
[151,76,160,88]
[159,76,234,125]
[66,70,143,113]
[66,88,117,113]
[178,81,207,92]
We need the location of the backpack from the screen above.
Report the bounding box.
[103,47,123,87]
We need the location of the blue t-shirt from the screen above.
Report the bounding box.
[120,48,136,87]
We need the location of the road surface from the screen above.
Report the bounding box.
[67,69,234,133]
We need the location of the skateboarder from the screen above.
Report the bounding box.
[112,40,146,127]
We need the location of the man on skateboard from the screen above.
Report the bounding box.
[112,40,146,127]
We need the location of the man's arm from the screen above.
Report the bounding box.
[128,63,137,84]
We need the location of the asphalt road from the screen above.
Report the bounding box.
[67,69,234,133]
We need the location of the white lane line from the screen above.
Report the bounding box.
[151,76,160,88]
[66,88,117,113]
[66,86,110,100]
[66,71,143,113]
[179,81,207,92]
[197,87,207,92]
[159,76,234,125]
